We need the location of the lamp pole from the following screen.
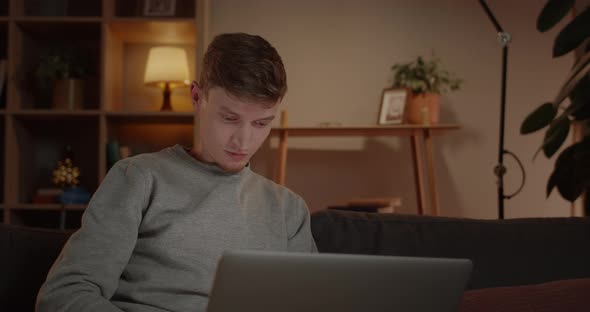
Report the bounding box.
[478,0,525,219]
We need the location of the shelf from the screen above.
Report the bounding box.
[14,21,102,109]
[270,124,462,137]
[12,117,100,203]
[13,16,103,22]
[106,111,194,124]
[16,20,102,37]
[11,203,86,211]
[12,109,102,119]
[106,20,196,44]
[115,0,196,18]
[2,0,201,228]
[109,17,196,23]
[17,0,102,18]
[104,20,195,112]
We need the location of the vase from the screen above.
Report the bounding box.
[406,92,440,124]
[53,79,84,110]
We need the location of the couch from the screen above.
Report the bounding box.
[0,225,72,311]
[311,209,590,311]
[2,210,590,311]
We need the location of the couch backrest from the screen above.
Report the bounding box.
[0,225,72,311]
[311,210,590,290]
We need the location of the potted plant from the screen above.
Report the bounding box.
[520,1,590,209]
[391,56,462,124]
[35,48,88,110]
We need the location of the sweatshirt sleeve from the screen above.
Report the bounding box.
[36,160,151,312]
[286,196,318,253]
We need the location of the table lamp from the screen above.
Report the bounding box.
[144,46,190,111]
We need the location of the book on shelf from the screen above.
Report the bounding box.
[106,141,133,169]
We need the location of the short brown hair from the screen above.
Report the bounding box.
[199,33,287,105]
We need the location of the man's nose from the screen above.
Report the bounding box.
[231,123,252,150]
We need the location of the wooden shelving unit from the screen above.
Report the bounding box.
[1,0,205,228]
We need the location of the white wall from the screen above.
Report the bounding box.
[208,0,575,218]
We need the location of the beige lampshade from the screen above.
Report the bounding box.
[144,46,190,89]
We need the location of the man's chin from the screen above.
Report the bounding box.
[218,161,248,173]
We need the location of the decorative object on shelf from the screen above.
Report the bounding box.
[391,56,462,124]
[51,145,90,205]
[378,88,409,125]
[143,0,176,16]
[144,46,190,111]
[520,0,590,209]
[52,158,80,188]
[36,48,89,110]
[60,186,91,205]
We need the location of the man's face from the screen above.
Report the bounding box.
[192,83,278,173]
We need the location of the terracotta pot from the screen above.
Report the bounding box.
[53,79,84,110]
[406,92,440,124]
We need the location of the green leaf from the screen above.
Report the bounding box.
[520,102,557,134]
[543,117,570,158]
[554,7,590,57]
[551,137,590,201]
[552,49,590,108]
[537,0,575,32]
[568,73,590,119]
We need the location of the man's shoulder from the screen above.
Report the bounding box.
[246,170,303,202]
[114,146,179,173]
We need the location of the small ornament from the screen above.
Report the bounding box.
[52,158,81,188]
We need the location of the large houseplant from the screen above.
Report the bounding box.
[391,56,462,124]
[520,0,590,206]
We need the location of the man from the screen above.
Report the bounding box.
[36,33,317,312]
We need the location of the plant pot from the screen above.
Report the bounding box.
[406,92,440,124]
[53,79,84,110]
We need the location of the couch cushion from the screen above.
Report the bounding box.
[0,225,72,311]
[311,210,590,289]
[459,278,590,312]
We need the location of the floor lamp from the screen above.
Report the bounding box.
[479,0,526,219]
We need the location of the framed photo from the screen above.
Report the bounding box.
[378,88,409,125]
[143,0,177,16]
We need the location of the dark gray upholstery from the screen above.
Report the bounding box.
[0,225,72,311]
[311,210,590,290]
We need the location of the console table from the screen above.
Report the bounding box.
[270,123,461,216]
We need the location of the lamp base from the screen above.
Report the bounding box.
[160,82,173,111]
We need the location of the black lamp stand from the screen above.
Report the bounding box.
[479,0,526,219]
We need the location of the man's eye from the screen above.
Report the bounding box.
[222,115,238,122]
[254,121,270,128]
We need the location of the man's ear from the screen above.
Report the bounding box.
[191,80,202,114]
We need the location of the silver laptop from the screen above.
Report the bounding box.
[207,250,472,312]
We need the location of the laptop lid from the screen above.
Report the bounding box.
[207,250,472,312]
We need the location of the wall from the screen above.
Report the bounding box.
[208,0,575,218]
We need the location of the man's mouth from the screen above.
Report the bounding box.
[225,150,248,161]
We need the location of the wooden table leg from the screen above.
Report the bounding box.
[410,134,426,215]
[275,110,289,185]
[423,129,440,216]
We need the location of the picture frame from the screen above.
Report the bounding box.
[378,88,409,125]
[143,0,177,16]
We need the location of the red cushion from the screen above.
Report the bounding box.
[459,278,590,312]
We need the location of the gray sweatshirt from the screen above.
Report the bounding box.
[36,144,317,312]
